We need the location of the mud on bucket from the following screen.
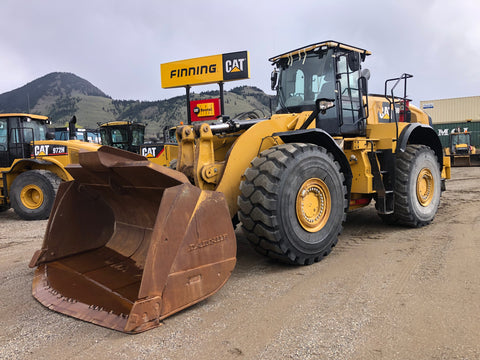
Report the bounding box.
[29,146,236,333]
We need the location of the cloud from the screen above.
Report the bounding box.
[1,0,480,104]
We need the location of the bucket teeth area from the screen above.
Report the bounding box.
[33,246,141,315]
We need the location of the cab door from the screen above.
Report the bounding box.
[0,118,8,167]
[4,116,32,167]
[336,52,366,136]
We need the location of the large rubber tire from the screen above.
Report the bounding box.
[238,143,348,265]
[379,144,441,227]
[10,170,61,220]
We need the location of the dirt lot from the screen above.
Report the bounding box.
[1,167,479,360]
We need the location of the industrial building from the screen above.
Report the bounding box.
[420,96,480,149]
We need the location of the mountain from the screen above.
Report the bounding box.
[0,72,108,113]
[0,72,275,138]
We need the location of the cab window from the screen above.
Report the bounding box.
[0,119,7,150]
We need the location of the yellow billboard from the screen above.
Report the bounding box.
[161,51,250,88]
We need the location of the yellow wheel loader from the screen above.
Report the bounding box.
[444,129,480,166]
[99,120,146,154]
[139,126,179,167]
[30,41,450,333]
[0,114,100,220]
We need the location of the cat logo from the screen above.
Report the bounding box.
[379,105,390,120]
[34,145,49,156]
[223,51,250,81]
[141,145,164,158]
[225,58,245,73]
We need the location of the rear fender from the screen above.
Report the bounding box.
[6,158,72,180]
[2,159,71,197]
[397,123,444,170]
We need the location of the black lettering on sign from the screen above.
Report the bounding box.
[170,64,217,78]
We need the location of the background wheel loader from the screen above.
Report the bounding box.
[99,120,178,165]
[98,120,146,154]
[444,129,480,166]
[54,126,100,144]
[0,113,100,220]
[30,41,450,333]
[139,125,179,166]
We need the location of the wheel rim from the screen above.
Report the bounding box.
[20,184,44,209]
[296,178,331,232]
[416,168,434,207]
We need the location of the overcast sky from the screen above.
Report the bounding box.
[2,0,480,106]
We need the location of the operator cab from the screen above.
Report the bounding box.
[0,113,50,167]
[270,41,370,136]
[99,121,145,154]
[55,127,101,143]
[450,131,472,155]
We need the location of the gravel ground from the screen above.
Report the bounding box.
[1,167,479,360]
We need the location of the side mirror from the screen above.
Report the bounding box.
[347,52,360,72]
[361,68,371,80]
[271,70,278,90]
[316,98,335,115]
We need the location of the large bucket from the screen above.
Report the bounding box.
[469,154,480,166]
[451,155,471,167]
[29,146,236,333]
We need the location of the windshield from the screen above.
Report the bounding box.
[12,118,48,143]
[276,49,335,113]
[25,119,47,141]
[100,125,144,150]
[87,131,101,144]
[131,126,145,146]
[452,133,469,146]
[100,127,130,149]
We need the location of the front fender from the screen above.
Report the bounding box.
[274,128,353,198]
[216,113,311,216]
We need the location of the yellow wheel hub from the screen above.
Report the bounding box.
[20,184,44,210]
[296,178,331,232]
[416,168,434,207]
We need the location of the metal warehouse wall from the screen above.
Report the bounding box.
[431,122,480,149]
[420,96,480,124]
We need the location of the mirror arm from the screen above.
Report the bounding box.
[300,98,335,130]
